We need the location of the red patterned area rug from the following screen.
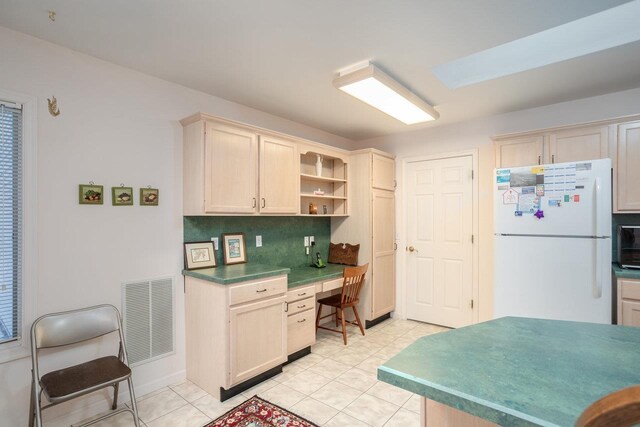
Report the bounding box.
[204,396,318,427]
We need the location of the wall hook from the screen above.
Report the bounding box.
[47,96,60,117]
[48,11,56,22]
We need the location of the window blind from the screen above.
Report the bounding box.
[0,101,22,344]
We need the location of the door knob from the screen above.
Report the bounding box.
[408,246,418,252]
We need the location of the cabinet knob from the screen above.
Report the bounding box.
[252,198,256,208]
[261,198,266,208]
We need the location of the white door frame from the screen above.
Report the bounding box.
[395,149,480,325]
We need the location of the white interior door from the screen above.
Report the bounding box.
[405,156,473,328]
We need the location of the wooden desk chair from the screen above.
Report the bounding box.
[575,385,640,427]
[29,304,141,427]
[316,263,368,345]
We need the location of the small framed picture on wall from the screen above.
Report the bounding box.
[222,233,247,265]
[184,241,217,270]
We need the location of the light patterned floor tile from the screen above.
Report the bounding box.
[343,393,400,427]
[257,383,306,409]
[334,368,378,392]
[240,379,278,398]
[135,389,188,423]
[311,340,344,357]
[375,344,403,359]
[329,348,371,366]
[136,387,170,403]
[307,357,351,379]
[310,381,363,411]
[169,380,207,403]
[367,381,413,406]
[402,394,422,414]
[87,410,145,427]
[355,355,388,375]
[383,408,420,427]
[283,370,332,395]
[146,404,210,427]
[290,397,339,425]
[324,411,371,427]
[192,394,245,420]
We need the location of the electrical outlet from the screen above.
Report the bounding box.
[304,236,310,247]
[211,237,219,250]
[309,236,315,244]
[256,235,262,247]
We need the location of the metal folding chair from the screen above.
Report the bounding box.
[29,304,140,426]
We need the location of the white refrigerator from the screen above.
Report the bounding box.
[494,158,612,324]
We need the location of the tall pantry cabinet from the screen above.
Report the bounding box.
[332,149,396,326]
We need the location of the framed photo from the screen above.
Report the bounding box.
[112,186,134,206]
[184,241,217,270]
[79,184,104,205]
[222,233,247,265]
[140,187,159,206]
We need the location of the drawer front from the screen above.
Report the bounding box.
[287,284,316,303]
[620,279,640,301]
[287,309,315,354]
[228,275,287,306]
[287,296,315,316]
[322,277,343,293]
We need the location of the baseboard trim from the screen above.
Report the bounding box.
[365,312,391,329]
[286,346,311,364]
[220,365,282,402]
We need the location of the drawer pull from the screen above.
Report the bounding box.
[297,292,307,296]
[297,304,306,309]
[297,318,306,323]
[256,288,268,293]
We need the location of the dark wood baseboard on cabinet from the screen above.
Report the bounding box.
[219,364,282,402]
[365,312,391,329]
[287,346,311,364]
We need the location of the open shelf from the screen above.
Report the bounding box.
[299,152,348,216]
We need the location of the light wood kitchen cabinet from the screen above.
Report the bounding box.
[285,284,316,355]
[372,153,396,191]
[181,114,299,215]
[616,121,640,212]
[332,149,396,325]
[260,135,298,213]
[548,125,609,164]
[185,274,288,399]
[618,278,640,327]
[494,135,544,168]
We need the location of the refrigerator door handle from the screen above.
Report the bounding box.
[593,239,605,299]
[593,177,599,237]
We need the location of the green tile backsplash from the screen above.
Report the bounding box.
[612,214,640,260]
[184,216,331,268]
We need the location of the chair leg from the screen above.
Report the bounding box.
[126,378,141,427]
[33,386,43,427]
[316,304,322,331]
[111,382,120,410]
[341,308,347,345]
[335,308,339,327]
[29,377,35,427]
[352,306,365,336]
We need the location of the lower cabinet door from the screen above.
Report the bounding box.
[287,309,316,355]
[622,299,640,327]
[229,296,287,386]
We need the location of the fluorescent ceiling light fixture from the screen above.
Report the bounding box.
[432,0,640,88]
[333,63,439,124]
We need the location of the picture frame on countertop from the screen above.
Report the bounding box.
[184,241,217,270]
[112,186,134,206]
[222,233,247,265]
[79,183,104,205]
[140,187,159,206]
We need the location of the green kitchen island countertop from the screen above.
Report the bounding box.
[378,317,640,427]
[287,263,345,288]
[182,263,290,285]
[612,263,640,279]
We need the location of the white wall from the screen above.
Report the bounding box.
[0,25,353,426]
[354,87,640,322]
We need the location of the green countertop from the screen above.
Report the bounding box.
[378,317,640,427]
[182,262,345,286]
[612,263,640,279]
[182,263,290,284]
[287,264,345,288]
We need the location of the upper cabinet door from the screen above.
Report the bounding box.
[204,123,258,213]
[549,125,609,164]
[259,135,299,214]
[372,153,395,191]
[617,122,640,212]
[495,136,544,168]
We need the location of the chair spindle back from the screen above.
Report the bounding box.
[341,264,369,304]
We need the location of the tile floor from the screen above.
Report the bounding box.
[81,318,448,427]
